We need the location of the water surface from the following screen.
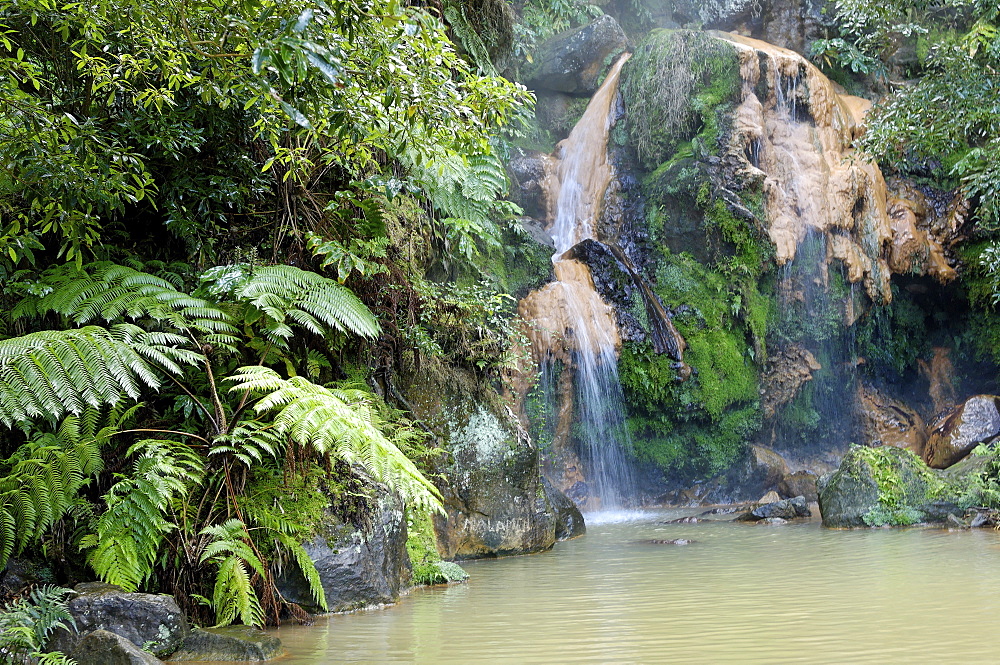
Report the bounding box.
[271,510,1000,663]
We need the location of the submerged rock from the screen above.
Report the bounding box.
[276,491,410,613]
[735,495,810,521]
[49,583,187,657]
[525,16,628,94]
[166,626,282,662]
[542,475,587,540]
[924,395,1000,469]
[69,629,164,665]
[642,538,694,545]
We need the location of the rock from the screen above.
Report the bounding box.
[858,384,927,456]
[542,475,586,540]
[49,583,187,657]
[818,446,938,528]
[924,395,1000,469]
[760,517,788,525]
[643,539,693,545]
[699,506,743,516]
[534,90,592,139]
[757,490,780,504]
[970,511,991,529]
[275,491,410,613]
[731,446,789,498]
[166,626,282,662]
[525,16,628,94]
[735,495,810,521]
[663,516,699,524]
[69,630,164,665]
[507,149,553,222]
[778,471,819,503]
[402,361,559,559]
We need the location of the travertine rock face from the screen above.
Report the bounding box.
[721,33,958,304]
[859,384,927,457]
[761,345,821,418]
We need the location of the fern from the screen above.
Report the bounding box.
[0,585,76,664]
[199,519,266,627]
[82,439,203,592]
[0,325,199,428]
[226,367,441,511]
[209,422,283,468]
[0,407,134,570]
[200,263,381,341]
[14,261,237,341]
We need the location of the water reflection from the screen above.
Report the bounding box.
[271,511,1000,663]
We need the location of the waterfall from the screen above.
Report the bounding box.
[519,55,638,511]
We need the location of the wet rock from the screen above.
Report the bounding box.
[818,446,938,528]
[275,491,410,613]
[858,384,927,456]
[735,495,810,521]
[542,475,586,540]
[166,626,282,662]
[757,490,781,504]
[699,506,744,516]
[69,630,164,665]
[402,362,559,559]
[760,517,788,525]
[525,16,628,94]
[49,583,187,657]
[924,395,1000,469]
[507,149,553,222]
[729,446,790,499]
[535,90,592,140]
[778,471,818,503]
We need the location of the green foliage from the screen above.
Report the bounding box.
[513,0,603,64]
[848,445,944,527]
[81,439,203,592]
[0,408,130,571]
[228,367,441,511]
[405,508,467,586]
[620,30,740,169]
[855,287,930,377]
[0,585,75,665]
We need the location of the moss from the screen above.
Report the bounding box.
[855,286,931,378]
[242,464,331,545]
[405,509,468,585]
[620,29,741,169]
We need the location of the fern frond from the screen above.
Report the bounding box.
[199,519,266,627]
[210,422,283,468]
[274,531,328,612]
[0,585,75,662]
[0,325,198,428]
[14,261,237,338]
[226,368,440,511]
[84,439,203,592]
[200,264,380,340]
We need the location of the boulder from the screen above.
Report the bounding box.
[525,16,628,94]
[166,626,282,662]
[924,395,1000,469]
[276,492,410,613]
[401,361,559,559]
[69,630,164,665]
[49,583,187,657]
[858,384,927,456]
[542,475,586,540]
[778,471,819,503]
[818,446,938,528]
[728,446,790,499]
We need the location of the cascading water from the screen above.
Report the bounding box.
[519,55,638,512]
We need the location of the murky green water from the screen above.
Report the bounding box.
[270,510,1000,663]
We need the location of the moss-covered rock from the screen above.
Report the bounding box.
[524,16,628,94]
[818,446,949,528]
[401,360,564,559]
[166,626,282,662]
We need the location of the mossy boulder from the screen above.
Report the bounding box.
[49,583,188,658]
[402,361,565,559]
[525,16,628,94]
[818,446,948,528]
